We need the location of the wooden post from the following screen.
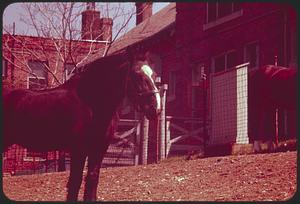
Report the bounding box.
[135,121,141,166]
[166,118,171,157]
[159,84,168,160]
[140,116,149,165]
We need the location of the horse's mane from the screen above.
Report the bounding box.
[62,53,130,89]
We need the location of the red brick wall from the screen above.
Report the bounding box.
[2,34,105,89]
[175,2,296,119]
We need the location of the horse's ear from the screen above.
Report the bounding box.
[145,51,151,62]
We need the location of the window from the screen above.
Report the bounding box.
[167,70,176,101]
[207,2,242,23]
[218,2,232,18]
[191,63,206,117]
[227,51,237,69]
[2,59,8,78]
[207,3,217,22]
[28,60,48,90]
[214,55,226,73]
[213,50,237,73]
[244,42,259,69]
[192,64,205,86]
[64,63,76,81]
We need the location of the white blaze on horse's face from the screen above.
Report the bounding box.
[141,65,161,111]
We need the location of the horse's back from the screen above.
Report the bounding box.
[249,65,296,109]
[3,88,93,151]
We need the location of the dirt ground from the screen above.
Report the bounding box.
[2,151,297,202]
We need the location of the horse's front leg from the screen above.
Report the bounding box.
[83,144,109,201]
[66,151,86,201]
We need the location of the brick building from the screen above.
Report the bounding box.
[2,2,297,168]
[2,3,111,90]
[106,2,296,143]
[175,2,297,141]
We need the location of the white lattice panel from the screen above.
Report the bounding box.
[210,64,249,145]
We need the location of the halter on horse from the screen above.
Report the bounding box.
[3,52,161,201]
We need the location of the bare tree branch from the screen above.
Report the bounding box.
[3,2,136,88]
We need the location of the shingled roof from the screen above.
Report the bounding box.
[108,3,176,54]
[79,3,176,67]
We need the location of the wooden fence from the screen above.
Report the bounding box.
[2,118,143,175]
[165,116,208,156]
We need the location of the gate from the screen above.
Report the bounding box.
[102,119,141,167]
[165,116,207,156]
[209,63,249,146]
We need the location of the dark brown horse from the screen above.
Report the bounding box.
[248,65,297,152]
[3,52,161,201]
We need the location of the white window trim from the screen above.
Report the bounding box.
[204,9,243,31]
[27,76,47,89]
[212,49,236,73]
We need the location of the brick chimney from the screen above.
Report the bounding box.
[100,17,113,42]
[81,3,113,41]
[136,2,153,25]
[81,3,101,40]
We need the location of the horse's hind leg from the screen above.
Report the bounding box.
[66,151,86,201]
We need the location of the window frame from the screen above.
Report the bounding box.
[204,2,243,30]
[27,60,48,90]
[243,41,260,69]
[27,76,47,90]
[212,49,237,73]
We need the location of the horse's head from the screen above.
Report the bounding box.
[127,61,161,120]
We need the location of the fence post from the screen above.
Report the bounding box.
[166,117,171,157]
[135,121,141,166]
[140,116,149,165]
[159,84,168,160]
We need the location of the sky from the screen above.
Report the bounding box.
[2,2,170,39]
